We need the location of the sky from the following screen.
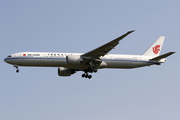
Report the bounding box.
[0,0,180,120]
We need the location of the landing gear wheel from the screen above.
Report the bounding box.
[16,69,19,73]
[85,75,88,78]
[82,73,92,79]
[88,75,92,79]
[82,74,85,78]
[93,69,97,73]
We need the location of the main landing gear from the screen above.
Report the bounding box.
[14,65,19,73]
[81,67,98,79]
[82,72,92,79]
[81,59,101,79]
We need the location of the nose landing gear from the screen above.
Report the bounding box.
[14,65,19,73]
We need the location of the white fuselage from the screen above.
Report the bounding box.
[4,52,164,70]
[4,31,174,79]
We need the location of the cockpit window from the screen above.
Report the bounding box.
[7,55,11,57]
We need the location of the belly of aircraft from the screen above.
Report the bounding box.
[101,60,152,69]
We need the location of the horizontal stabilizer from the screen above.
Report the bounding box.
[150,52,175,61]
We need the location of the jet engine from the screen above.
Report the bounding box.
[66,55,82,64]
[58,67,75,76]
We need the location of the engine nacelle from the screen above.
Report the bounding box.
[66,55,82,64]
[58,67,74,76]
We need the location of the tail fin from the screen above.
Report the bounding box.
[142,36,165,57]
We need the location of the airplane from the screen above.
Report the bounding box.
[4,30,175,79]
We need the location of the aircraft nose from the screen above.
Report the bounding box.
[4,58,8,63]
[4,57,11,63]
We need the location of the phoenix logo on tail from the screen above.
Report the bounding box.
[153,45,160,54]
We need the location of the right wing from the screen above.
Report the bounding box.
[81,30,135,59]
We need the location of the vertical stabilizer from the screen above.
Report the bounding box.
[142,36,165,57]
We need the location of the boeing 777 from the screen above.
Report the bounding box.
[4,30,175,79]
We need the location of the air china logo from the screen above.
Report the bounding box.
[152,45,160,54]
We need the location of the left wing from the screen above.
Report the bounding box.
[81,30,135,59]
